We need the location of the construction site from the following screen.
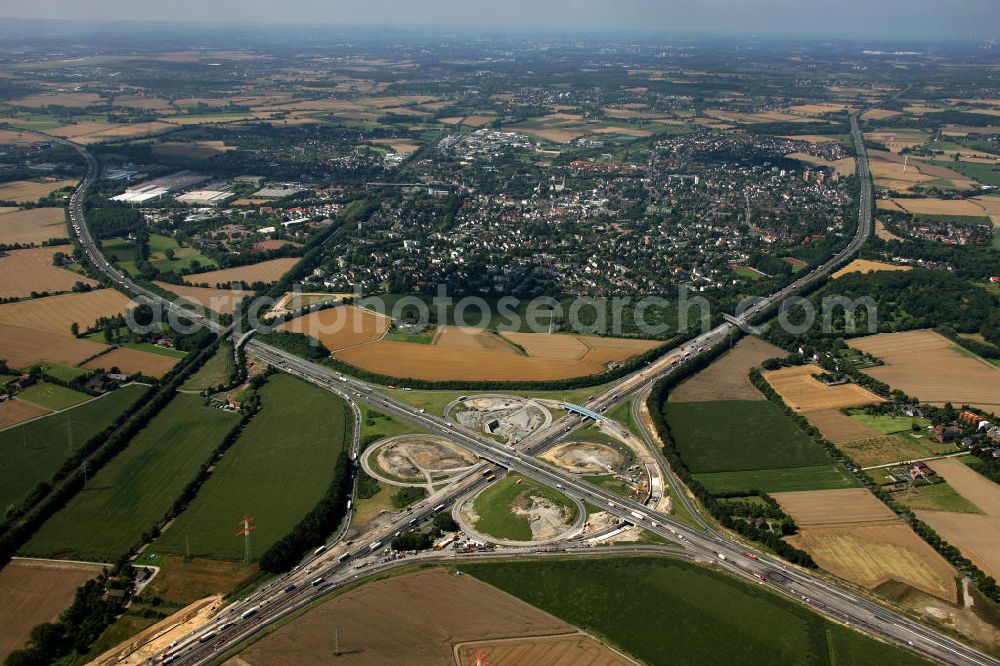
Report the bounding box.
[450,395,551,445]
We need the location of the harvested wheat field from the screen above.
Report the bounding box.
[0,207,69,245]
[0,559,106,661]
[0,130,44,144]
[231,568,583,666]
[838,435,928,468]
[916,458,1000,580]
[0,247,96,298]
[455,635,634,666]
[372,138,420,153]
[0,399,50,429]
[153,281,251,315]
[336,331,658,382]
[876,219,904,241]
[277,305,390,352]
[9,92,103,108]
[184,258,298,287]
[84,347,179,378]
[971,195,1000,227]
[763,364,882,412]
[670,336,783,402]
[775,488,957,602]
[800,408,880,444]
[832,258,911,279]
[0,179,76,204]
[883,197,988,217]
[861,108,902,121]
[0,323,108,368]
[0,288,132,336]
[786,152,855,177]
[849,330,1000,414]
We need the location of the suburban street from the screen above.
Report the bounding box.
[21,99,1000,666]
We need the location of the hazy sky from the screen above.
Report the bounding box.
[0,0,996,40]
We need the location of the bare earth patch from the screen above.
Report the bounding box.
[832,258,911,279]
[0,246,97,298]
[670,336,783,402]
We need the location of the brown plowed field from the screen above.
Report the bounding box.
[0,558,105,661]
[763,364,882,412]
[0,207,69,245]
[443,326,521,354]
[775,488,957,602]
[0,399,50,429]
[0,247,97,298]
[832,259,911,279]
[183,258,298,287]
[670,336,783,402]
[277,305,390,352]
[153,281,251,315]
[455,634,634,666]
[916,458,1000,580]
[848,330,1000,414]
[0,323,109,369]
[231,568,581,666]
[83,347,179,378]
[335,331,658,382]
[0,288,132,335]
[0,179,77,203]
[799,408,880,444]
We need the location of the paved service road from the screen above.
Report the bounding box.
[16,98,998,666]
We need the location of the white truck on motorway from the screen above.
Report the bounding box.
[629,510,647,521]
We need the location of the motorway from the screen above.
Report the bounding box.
[21,107,1000,665]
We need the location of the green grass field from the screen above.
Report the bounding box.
[102,235,217,276]
[927,160,1000,186]
[38,363,89,383]
[459,557,926,665]
[848,411,930,435]
[181,342,234,391]
[21,394,238,562]
[0,385,148,510]
[604,399,641,439]
[695,465,859,494]
[471,473,577,541]
[16,381,91,410]
[891,481,983,514]
[154,375,350,561]
[665,400,834,473]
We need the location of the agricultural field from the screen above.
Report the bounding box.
[83,347,180,378]
[801,408,880,444]
[15,381,90,410]
[104,235,217,276]
[775,488,957,602]
[0,179,76,204]
[0,246,97,299]
[695,465,859,494]
[235,568,606,666]
[277,304,390,352]
[469,473,578,542]
[183,257,298,287]
[180,342,233,391]
[335,327,659,382]
[832,259,911,279]
[459,557,924,666]
[849,330,1000,414]
[893,481,983,514]
[0,321,109,369]
[785,152,855,177]
[0,384,148,516]
[669,336,783,402]
[0,559,106,662]
[153,281,251,315]
[0,207,70,245]
[0,288,132,336]
[154,374,350,561]
[914,458,1000,580]
[877,198,988,217]
[20,394,239,562]
[762,364,882,412]
[0,398,50,429]
[838,435,933,468]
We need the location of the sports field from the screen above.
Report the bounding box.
[849,330,1000,414]
[0,384,148,511]
[0,246,97,299]
[0,207,69,245]
[183,257,298,287]
[155,374,350,560]
[460,557,924,665]
[21,394,238,562]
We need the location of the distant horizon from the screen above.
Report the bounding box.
[0,0,996,43]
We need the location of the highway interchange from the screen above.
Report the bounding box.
[16,105,1000,665]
